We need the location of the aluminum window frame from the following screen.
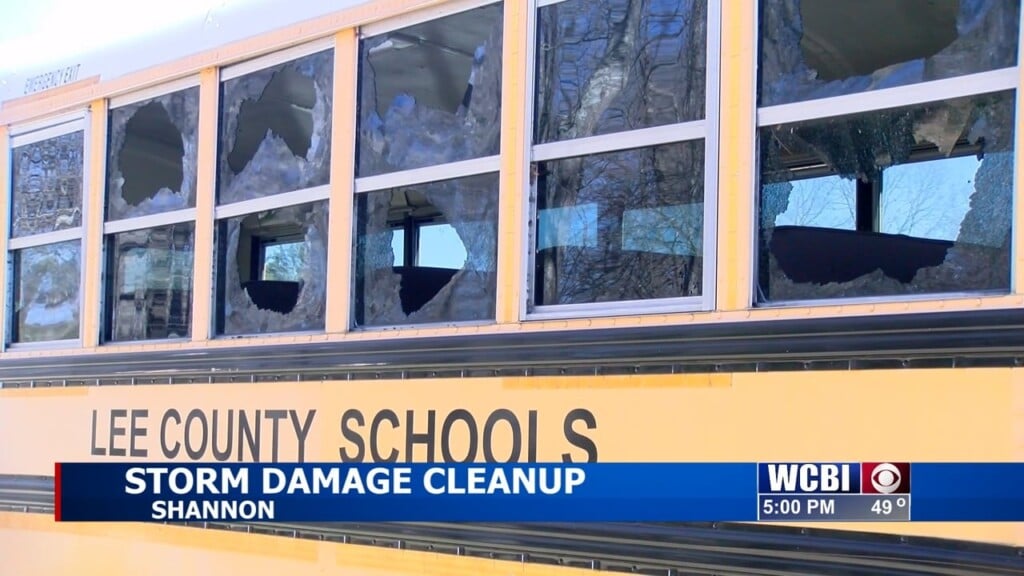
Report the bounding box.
[752,1,1024,309]
[212,40,337,339]
[4,112,90,350]
[522,0,722,321]
[101,78,204,345]
[350,0,507,331]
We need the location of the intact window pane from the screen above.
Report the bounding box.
[11,240,81,343]
[533,141,705,306]
[354,173,499,327]
[218,49,334,204]
[107,87,199,220]
[759,0,1020,107]
[215,200,329,335]
[758,90,1015,302]
[357,3,503,177]
[105,224,194,342]
[534,0,707,145]
[10,131,84,238]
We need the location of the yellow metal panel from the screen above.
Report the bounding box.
[495,0,529,323]
[0,369,1021,545]
[326,29,358,334]
[0,125,9,349]
[0,511,605,576]
[190,68,219,342]
[81,99,108,348]
[715,0,755,311]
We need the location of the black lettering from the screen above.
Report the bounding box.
[527,410,538,462]
[109,409,127,456]
[129,409,148,458]
[440,409,477,463]
[211,409,233,462]
[370,410,399,463]
[184,409,208,460]
[562,408,598,463]
[160,409,181,458]
[290,409,316,463]
[405,410,436,463]
[239,410,260,462]
[339,409,365,462]
[265,410,288,463]
[482,409,520,463]
[90,410,106,456]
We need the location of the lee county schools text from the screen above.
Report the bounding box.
[126,465,587,497]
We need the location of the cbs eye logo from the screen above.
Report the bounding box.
[861,462,911,494]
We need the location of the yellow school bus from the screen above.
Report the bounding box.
[1,0,1023,574]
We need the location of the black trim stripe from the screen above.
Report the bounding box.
[3,308,1024,386]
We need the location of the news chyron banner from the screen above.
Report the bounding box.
[53,461,1024,522]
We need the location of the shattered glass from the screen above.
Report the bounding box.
[535,0,707,144]
[533,141,704,306]
[357,4,503,178]
[759,0,1020,107]
[758,90,1015,301]
[353,173,498,327]
[106,87,199,220]
[218,50,334,204]
[216,200,328,335]
[10,240,81,342]
[10,131,84,238]
[105,224,194,342]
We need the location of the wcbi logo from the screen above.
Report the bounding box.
[758,462,910,494]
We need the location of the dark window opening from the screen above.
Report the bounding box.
[757,90,1015,302]
[106,87,199,220]
[227,66,316,176]
[357,3,504,177]
[218,49,334,204]
[215,200,328,335]
[759,0,1020,106]
[118,102,185,206]
[353,173,498,327]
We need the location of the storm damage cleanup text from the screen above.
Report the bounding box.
[126,464,587,520]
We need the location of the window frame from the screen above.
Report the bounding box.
[100,76,202,345]
[212,38,336,338]
[521,0,722,321]
[4,111,90,351]
[350,0,505,331]
[752,1,1024,309]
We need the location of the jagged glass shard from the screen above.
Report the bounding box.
[533,141,705,305]
[218,50,334,204]
[357,3,503,177]
[353,172,499,327]
[10,131,84,238]
[534,0,707,144]
[759,0,1020,106]
[106,223,194,342]
[216,200,328,335]
[11,240,81,342]
[758,90,1015,301]
[107,87,199,220]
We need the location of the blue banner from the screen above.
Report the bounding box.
[54,462,1024,522]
